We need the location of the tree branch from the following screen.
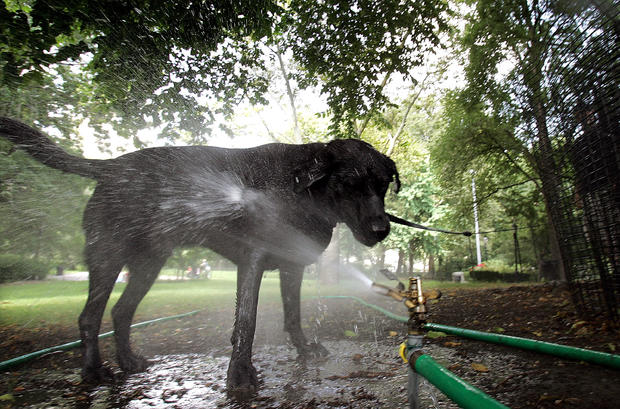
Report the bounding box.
[356,72,392,138]
[274,43,301,143]
[485,130,542,191]
[386,71,433,156]
[476,178,539,205]
[356,26,414,138]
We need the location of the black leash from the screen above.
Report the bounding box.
[387,213,472,237]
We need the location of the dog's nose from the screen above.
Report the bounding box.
[370,216,390,237]
[371,222,388,233]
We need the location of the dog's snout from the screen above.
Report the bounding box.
[369,214,390,236]
[371,221,388,233]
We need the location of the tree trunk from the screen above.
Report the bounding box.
[428,253,436,279]
[528,225,542,281]
[408,251,414,274]
[396,249,405,274]
[275,44,301,143]
[524,35,567,281]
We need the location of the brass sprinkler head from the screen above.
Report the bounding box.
[371,273,442,333]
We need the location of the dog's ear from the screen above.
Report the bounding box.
[293,149,334,193]
[389,159,401,194]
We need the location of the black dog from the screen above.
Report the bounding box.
[0,117,400,394]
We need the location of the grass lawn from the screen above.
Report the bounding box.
[0,270,523,329]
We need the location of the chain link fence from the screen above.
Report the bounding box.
[521,1,619,320]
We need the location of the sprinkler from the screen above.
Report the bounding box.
[371,272,441,409]
[371,271,441,331]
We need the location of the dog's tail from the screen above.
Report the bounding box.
[0,117,107,179]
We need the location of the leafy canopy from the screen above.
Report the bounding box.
[1,0,451,139]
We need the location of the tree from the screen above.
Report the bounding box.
[1,0,280,140]
[2,0,452,140]
[285,0,450,137]
[429,0,619,280]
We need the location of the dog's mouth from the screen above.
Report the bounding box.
[351,221,390,246]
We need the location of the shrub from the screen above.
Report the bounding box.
[469,269,501,281]
[469,268,535,282]
[469,261,535,282]
[0,254,51,283]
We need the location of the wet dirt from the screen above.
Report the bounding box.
[1,283,619,408]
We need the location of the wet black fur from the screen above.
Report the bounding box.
[0,117,400,394]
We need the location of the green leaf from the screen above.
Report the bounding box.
[0,394,14,402]
[426,331,447,339]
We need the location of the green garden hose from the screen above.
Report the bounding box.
[423,322,620,370]
[318,296,620,369]
[410,352,509,409]
[0,309,202,371]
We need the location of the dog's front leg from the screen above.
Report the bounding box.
[226,254,265,396]
[280,268,329,359]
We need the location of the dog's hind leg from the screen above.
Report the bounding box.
[79,257,124,383]
[112,252,168,373]
[280,267,329,358]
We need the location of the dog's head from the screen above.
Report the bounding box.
[294,139,400,246]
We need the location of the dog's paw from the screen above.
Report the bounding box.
[118,353,149,373]
[226,358,259,398]
[299,342,330,359]
[81,364,116,384]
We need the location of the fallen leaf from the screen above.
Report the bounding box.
[571,320,588,330]
[344,330,358,338]
[608,343,616,352]
[575,326,591,336]
[0,394,14,402]
[447,363,461,371]
[426,331,447,339]
[352,353,363,362]
[13,386,25,392]
[388,331,398,337]
[424,289,442,300]
[471,363,489,372]
[444,341,462,347]
[538,394,560,401]
[531,331,543,337]
[494,327,505,333]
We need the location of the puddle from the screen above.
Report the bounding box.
[4,337,544,409]
[5,339,473,408]
[118,354,228,408]
[108,340,461,408]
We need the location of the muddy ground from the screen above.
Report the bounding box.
[1,283,619,408]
